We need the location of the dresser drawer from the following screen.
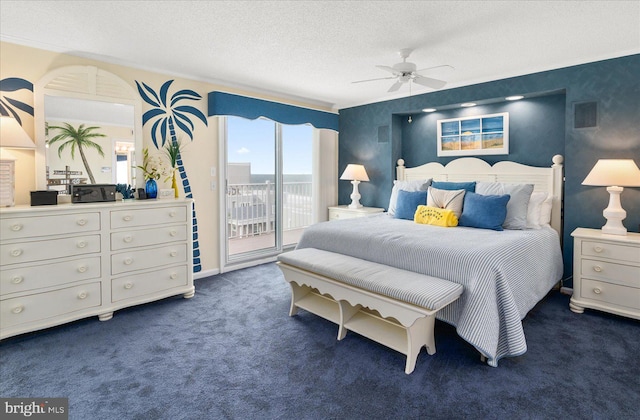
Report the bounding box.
[0,282,101,330]
[580,259,639,288]
[1,256,101,295]
[1,235,101,265]
[329,210,359,220]
[111,243,187,275]
[110,206,187,229]
[111,225,188,251]
[1,212,100,240]
[582,240,640,264]
[580,278,640,310]
[111,265,188,302]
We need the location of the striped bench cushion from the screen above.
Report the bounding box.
[278,248,463,311]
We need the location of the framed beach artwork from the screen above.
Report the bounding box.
[437,112,509,156]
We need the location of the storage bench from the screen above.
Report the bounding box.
[277,248,463,374]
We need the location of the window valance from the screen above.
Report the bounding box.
[208,91,338,131]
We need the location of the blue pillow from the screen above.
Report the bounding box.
[432,181,476,193]
[458,192,511,231]
[394,189,428,220]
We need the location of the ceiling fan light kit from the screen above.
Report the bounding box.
[352,48,450,93]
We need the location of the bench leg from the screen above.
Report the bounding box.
[404,315,436,374]
[337,301,360,340]
[288,282,311,316]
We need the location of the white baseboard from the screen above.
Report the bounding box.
[194,268,220,280]
[560,287,573,296]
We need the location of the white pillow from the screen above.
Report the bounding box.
[476,182,534,230]
[388,179,431,216]
[526,192,547,229]
[540,195,553,226]
[427,186,466,218]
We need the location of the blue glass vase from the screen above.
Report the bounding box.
[145,178,158,199]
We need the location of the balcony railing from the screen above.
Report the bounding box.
[227,181,312,239]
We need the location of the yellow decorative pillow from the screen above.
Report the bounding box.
[414,205,459,227]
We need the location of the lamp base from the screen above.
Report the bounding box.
[348,180,363,209]
[601,186,627,236]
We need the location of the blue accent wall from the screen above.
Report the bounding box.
[338,54,640,281]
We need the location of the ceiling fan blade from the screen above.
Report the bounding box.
[387,81,403,92]
[413,75,447,90]
[416,64,455,74]
[376,65,400,75]
[351,76,396,84]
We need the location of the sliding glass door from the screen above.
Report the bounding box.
[221,116,314,270]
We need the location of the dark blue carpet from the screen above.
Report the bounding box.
[1,263,638,419]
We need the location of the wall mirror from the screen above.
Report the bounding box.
[35,66,143,192]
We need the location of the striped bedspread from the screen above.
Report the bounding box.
[295,214,563,366]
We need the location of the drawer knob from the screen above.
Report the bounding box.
[593,246,603,253]
[169,230,177,237]
[593,287,602,294]
[77,241,88,249]
[77,291,88,299]
[10,249,23,257]
[170,273,178,280]
[77,265,87,273]
[11,276,24,284]
[170,251,178,257]
[123,215,133,222]
[12,305,24,314]
[77,219,87,226]
[124,257,133,265]
[169,211,177,217]
[593,265,602,273]
[10,223,23,231]
[124,282,133,290]
[123,235,133,243]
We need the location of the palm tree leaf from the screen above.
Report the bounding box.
[4,96,34,116]
[170,89,202,105]
[0,77,33,92]
[150,119,162,149]
[160,118,168,146]
[173,117,194,140]
[0,98,23,123]
[143,108,166,126]
[174,105,208,125]
[135,81,161,108]
[173,110,195,131]
[159,80,174,106]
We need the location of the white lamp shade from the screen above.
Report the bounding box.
[0,116,35,149]
[340,164,369,182]
[582,159,640,187]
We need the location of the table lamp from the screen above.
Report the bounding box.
[582,159,640,235]
[1,116,36,206]
[340,163,369,209]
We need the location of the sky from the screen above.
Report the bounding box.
[227,116,313,174]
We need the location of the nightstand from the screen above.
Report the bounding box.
[570,228,640,320]
[328,205,384,221]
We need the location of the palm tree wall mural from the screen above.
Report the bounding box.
[0,77,34,123]
[135,79,208,273]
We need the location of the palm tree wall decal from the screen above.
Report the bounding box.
[47,123,106,184]
[0,77,34,124]
[135,79,208,273]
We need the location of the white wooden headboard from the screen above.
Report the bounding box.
[397,155,564,235]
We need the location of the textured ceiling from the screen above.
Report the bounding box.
[1,1,639,110]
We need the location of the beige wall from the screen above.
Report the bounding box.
[0,41,337,275]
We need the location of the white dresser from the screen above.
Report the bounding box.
[0,199,194,340]
[570,228,640,320]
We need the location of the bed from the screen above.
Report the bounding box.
[284,155,564,367]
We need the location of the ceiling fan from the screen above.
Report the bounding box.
[352,48,451,93]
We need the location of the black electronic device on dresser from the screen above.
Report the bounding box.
[71,184,117,203]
